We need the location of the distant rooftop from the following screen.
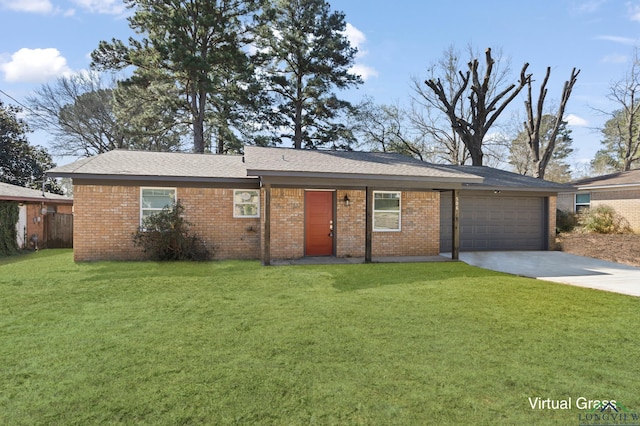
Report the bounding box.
[0,182,72,203]
[571,169,640,188]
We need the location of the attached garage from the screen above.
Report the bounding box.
[437,165,569,253]
[440,192,549,252]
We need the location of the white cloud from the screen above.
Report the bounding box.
[0,0,53,13]
[0,48,72,83]
[71,0,125,15]
[344,23,378,81]
[628,2,640,21]
[602,53,628,63]
[344,23,366,51]
[573,0,608,14]
[350,64,379,81]
[565,114,589,127]
[595,35,637,45]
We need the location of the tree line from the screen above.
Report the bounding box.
[3,0,640,192]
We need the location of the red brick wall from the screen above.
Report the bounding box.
[371,191,440,257]
[25,203,44,250]
[73,185,260,261]
[74,184,442,262]
[264,189,440,261]
[265,188,305,260]
[180,188,260,259]
[336,189,366,258]
[73,185,142,261]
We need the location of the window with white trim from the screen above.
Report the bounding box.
[575,193,591,213]
[234,189,260,218]
[373,191,401,231]
[140,188,176,224]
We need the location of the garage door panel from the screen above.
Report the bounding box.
[441,193,546,251]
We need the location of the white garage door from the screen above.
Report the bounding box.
[441,193,547,251]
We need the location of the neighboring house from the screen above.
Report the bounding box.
[46,147,569,264]
[558,169,640,232]
[0,182,74,249]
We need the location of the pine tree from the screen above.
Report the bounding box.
[254,0,362,149]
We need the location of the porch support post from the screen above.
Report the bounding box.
[263,183,272,266]
[365,186,373,263]
[452,189,460,260]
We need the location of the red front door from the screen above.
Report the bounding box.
[305,191,334,256]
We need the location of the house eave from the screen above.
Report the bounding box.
[572,183,640,191]
[461,185,570,194]
[0,195,73,204]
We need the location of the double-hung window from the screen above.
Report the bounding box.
[373,191,401,231]
[575,193,591,213]
[234,190,260,218]
[140,188,176,224]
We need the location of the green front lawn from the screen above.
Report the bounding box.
[1,250,639,425]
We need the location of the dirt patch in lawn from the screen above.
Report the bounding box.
[555,233,640,268]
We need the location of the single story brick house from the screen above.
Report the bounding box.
[0,182,73,249]
[558,169,640,232]
[47,147,569,264]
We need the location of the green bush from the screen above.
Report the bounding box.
[132,200,211,261]
[555,209,578,233]
[578,205,631,234]
[0,201,19,256]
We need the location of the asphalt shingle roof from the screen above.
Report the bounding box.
[243,146,482,182]
[440,165,574,191]
[571,169,640,187]
[46,147,569,192]
[47,150,250,180]
[0,182,72,202]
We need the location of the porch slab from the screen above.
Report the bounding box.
[271,255,454,266]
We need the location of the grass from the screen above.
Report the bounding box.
[1,250,640,425]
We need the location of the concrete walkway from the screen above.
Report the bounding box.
[458,251,640,297]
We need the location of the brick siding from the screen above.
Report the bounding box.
[372,191,440,257]
[548,196,557,250]
[263,188,305,260]
[73,185,260,261]
[264,189,440,261]
[557,189,640,233]
[73,183,552,262]
[336,190,366,258]
[592,189,640,232]
[556,193,573,212]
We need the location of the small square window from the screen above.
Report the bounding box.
[575,193,590,213]
[140,188,176,224]
[234,190,260,218]
[373,191,401,231]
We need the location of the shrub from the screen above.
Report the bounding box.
[0,201,19,256]
[556,209,578,233]
[578,205,632,234]
[132,200,211,261]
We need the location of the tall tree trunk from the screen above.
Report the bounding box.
[293,71,304,149]
[468,135,484,166]
[524,67,580,179]
[192,88,207,153]
[294,100,303,149]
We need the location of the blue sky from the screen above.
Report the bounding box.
[1,0,640,168]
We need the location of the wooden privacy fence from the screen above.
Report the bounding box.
[45,213,73,248]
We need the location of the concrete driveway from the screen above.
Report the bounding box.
[458,251,640,297]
